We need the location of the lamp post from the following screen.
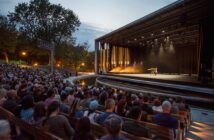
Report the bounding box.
[38,40,55,73]
[20,51,27,65]
[21,51,27,56]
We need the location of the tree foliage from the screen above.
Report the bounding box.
[57,42,89,71]
[9,0,80,45]
[0,15,17,63]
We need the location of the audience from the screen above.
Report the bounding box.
[72,117,95,140]
[2,90,17,113]
[43,101,74,140]
[30,101,46,127]
[101,115,127,140]
[0,89,7,106]
[20,95,34,122]
[83,100,99,123]
[0,120,11,140]
[153,101,178,130]
[44,88,56,108]
[152,99,163,113]
[70,98,84,118]
[96,99,117,126]
[116,95,126,116]
[123,106,150,138]
[60,93,70,114]
[0,64,191,140]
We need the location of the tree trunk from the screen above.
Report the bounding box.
[3,51,9,64]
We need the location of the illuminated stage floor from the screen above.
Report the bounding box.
[115,73,213,85]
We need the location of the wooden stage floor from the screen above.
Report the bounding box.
[114,73,213,86]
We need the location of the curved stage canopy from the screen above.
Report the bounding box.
[94,0,214,81]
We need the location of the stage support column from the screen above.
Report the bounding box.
[95,41,99,74]
[109,44,112,71]
[198,15,214,81]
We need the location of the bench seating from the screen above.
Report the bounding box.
[60,112,151,140]
[0,107,63,140]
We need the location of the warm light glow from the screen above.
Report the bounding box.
[22,51,27,56]
[33,63,38,66]
[189,131,207,138]
[186,138,194,140]
[81,62,85,66]
[56,64,60,67]
[191,125,204,131]
[193,122,209,127]
[81,81,85,86]
[110,66,139,73]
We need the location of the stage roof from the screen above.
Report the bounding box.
[95,0,212,47]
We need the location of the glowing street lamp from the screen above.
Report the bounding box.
[81,62,85,66]
[33,63,38,67]
[21,51,27,56]
[56,63,60,67]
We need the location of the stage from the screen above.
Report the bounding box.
[110,73,214,86]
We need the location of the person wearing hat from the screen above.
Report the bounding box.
[101,115,128,140]
[83,100,99,123]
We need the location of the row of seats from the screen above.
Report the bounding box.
[60,112,152,140]
[0,107,62,140]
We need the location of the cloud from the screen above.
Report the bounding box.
[74,22,112,51]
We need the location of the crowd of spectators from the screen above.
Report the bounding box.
[0,64,189,140]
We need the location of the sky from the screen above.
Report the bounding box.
[0,0,177,50]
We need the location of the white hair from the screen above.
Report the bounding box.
[162,101,172,111]
[0,120,10,137]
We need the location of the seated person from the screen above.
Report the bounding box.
[175,96,187,111]
[43,101,74,140]
[123,106,150,138]
[0,88,7,106]
[0,120,11,140]
[101,115,127,140]
[72,117,95,140]
[141,96,153,121]
[84,100,99,123]
[96,99,117,126]
[153,101,178,130]
[2,90,17,113]
[20,95,34,122]
[152,99,163,113]
[60,93,70,114]
[70,98,84,118]
[30,101,46,127]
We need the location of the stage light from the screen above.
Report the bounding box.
[162,30,165,33]
[134,38,137,41]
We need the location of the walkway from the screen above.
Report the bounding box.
[186,108,214,140]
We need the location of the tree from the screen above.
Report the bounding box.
[0,15,17,63]
[9,0,80,46]
[84,51,95,72]
[58,42,88,71]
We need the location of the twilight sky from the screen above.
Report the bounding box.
[0,0,177,50]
